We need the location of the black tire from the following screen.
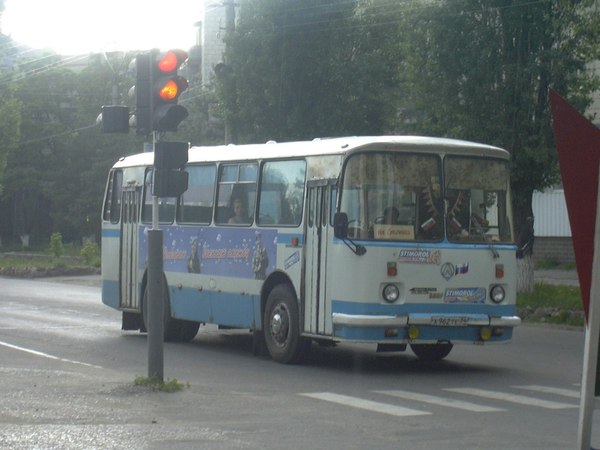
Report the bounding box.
[263,284,307,364]
[410,343,453,361]
[175,320,200,342]
[142,282,199,343]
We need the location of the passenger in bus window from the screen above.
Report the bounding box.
[229,198,251,224]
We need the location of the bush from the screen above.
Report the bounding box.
[49,232,64,258]
[80,241,101,267]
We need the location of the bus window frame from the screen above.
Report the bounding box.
[256,158,307,228]
[103,169,123,224]
[177,163,217,225]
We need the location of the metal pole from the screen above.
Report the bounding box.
[147,228,164,380]
[147,132,164,380]
[578,161,600,449]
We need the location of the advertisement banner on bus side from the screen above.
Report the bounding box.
[138,226,277,280]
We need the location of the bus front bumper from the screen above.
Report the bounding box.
[332,313,521,328]
[331,312,521,343]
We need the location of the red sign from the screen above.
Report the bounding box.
[549,89,600,320]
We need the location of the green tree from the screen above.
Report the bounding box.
[393,0,600,234]
[0,51,142,245]
[225,0,400,143]
[173,83,226,146]
[0,32,21,200]
[0,86,21,197]
[47,54,139,242]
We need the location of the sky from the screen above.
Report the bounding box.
[1,0,205,55]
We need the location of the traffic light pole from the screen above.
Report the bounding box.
[147,132,164,381]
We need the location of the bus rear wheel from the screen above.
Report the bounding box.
[410,343,453,361]
[263,284,307,364]
[142,283,199,343]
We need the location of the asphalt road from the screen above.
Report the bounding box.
[0,274,596,449]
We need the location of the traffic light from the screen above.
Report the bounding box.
[151,49,189,133]
[133,49,189,135]
[152,141,189,197]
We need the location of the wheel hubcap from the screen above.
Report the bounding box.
[270,304,289,347]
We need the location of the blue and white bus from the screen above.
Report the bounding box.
[101,136,521,363]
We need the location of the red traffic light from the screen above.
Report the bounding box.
[157,50,188,73]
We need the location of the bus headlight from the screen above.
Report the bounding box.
[490,285,505,304]
[383,284,400,303]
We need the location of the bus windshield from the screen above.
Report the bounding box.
[339,152,513,243]
[445,156,513,243]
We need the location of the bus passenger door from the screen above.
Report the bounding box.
[304,180,334,336]
[119,187,141,311]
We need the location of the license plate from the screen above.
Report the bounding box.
[431,316,469,327]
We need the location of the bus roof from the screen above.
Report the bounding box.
[111,135,509,168]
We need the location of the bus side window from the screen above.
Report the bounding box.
[258,160,306,226]
[215,163,257,225]
[103,170,123,224]
[178,164,216,224]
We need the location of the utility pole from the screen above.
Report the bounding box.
[147,156,164,380]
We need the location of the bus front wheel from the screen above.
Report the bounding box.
[410,343,453,362]
[263,284,307,364]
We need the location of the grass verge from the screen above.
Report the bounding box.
[517,283,584,327]
[0,244,100,275]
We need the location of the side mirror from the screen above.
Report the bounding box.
[333,212,348,239]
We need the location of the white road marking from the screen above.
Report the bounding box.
[375,389,505,412]
[513,385,580,399]
[0,340,102,369]
[300,392,430,417]
[445,387,578,409]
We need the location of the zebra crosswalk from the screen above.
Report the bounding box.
[444,387,576,410]
[373,389,505,412]
[301,392,430,417]
[299,384,580,417]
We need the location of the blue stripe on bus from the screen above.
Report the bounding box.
[102,279,120,309]
[102,228,120,238]
[331,300,516,316]
[169,286,261,329]
[101,279,261,328]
